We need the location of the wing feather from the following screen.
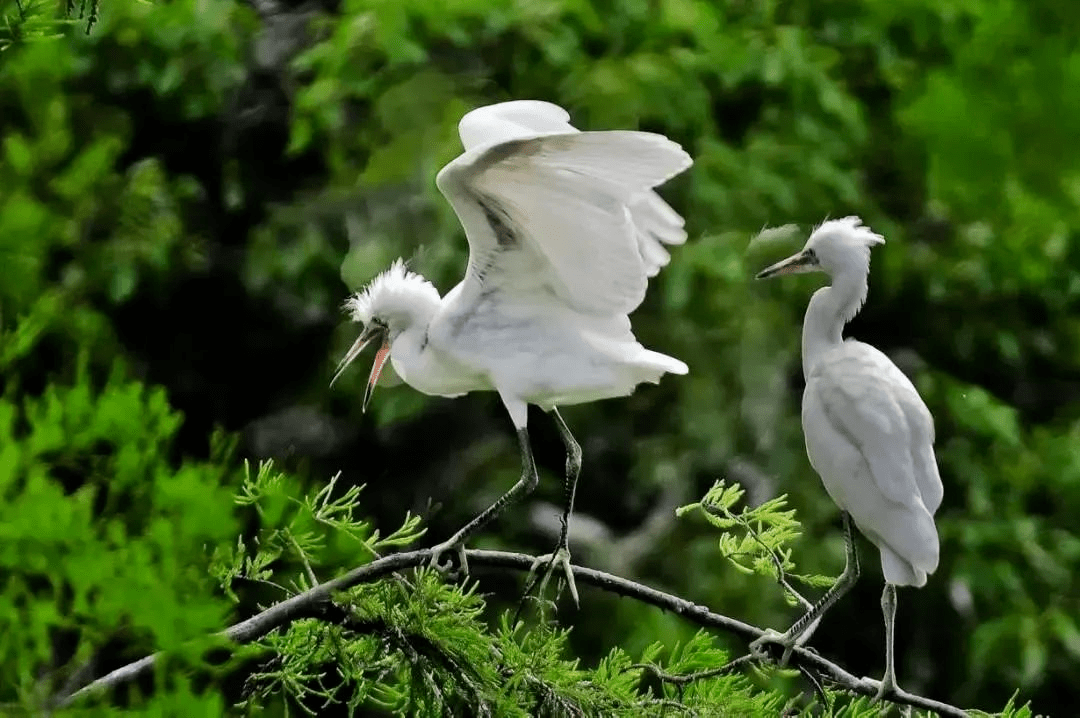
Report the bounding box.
[436,130,691,315]
[456,101,689,280]
[629,192,687,276]
[458,100,572,147]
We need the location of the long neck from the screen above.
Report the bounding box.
[802,270,869,378]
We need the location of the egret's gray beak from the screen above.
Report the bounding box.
[755,249,819,279]
[330,324,390,414]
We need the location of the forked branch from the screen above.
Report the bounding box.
[60,548,970,717]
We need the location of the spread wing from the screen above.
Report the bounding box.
[455,100,689,281]
[628,190,688,277]
[435,126,691,316]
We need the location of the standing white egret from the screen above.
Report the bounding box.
[752,217,943,699]
[332,100,691,603]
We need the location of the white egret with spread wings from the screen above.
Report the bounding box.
[753,217,944,699]
[332,100,692,602]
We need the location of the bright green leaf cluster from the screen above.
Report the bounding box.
[680,480,833,607]
[213,460,425,598]
[0,360,238,711]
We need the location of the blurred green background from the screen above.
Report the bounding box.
[1,0,1077,713]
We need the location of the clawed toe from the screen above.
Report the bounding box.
[872,674,899,703]
[428,540,469,578]
[749,629,797,666]
[526,547,579,607]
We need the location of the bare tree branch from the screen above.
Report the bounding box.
[59,548,971,717]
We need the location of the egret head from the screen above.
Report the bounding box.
[331,258,441,410]
[755,216,885,281]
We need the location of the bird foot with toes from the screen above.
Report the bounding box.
[527,547,579,607]
[428,540,469,578]
[748,629,797,666]
[867,673,901,703]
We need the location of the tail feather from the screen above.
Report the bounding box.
[880,544,928,588]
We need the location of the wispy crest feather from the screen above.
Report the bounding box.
[344,258,440,325]
[805,216,885,323]
[811,216,885,248]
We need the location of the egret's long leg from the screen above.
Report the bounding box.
[428,427,538,576]
[527,407,583,605]
[552,408,583,550]
[788,512,861,638]
[875,583,899,699]
[750,511,861,664]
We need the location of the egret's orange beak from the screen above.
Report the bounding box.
[362,340,391,413]
[755,249,819,279]
[330,323,391,413]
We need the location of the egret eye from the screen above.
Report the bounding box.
[804,248,817,262]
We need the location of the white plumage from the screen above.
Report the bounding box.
[804,344,942,586]
[753,216,943,699]
[333,100,692,599]
[455,100,688,280]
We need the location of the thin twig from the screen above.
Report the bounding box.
[283,527,319,587]
[796,662,831,712]
[239,575,292,596]
[629,653,755,687]
[629,654,756,705]
[58,549,972,717]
